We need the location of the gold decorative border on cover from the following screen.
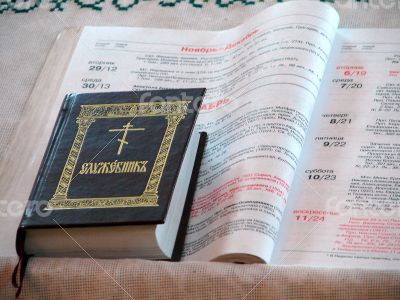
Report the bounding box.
[46,101,190,210]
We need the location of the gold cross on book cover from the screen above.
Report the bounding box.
[108,122,145,155]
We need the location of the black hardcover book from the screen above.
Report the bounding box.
[15,88,206,263]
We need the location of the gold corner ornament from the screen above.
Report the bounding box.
[46,100,190,210]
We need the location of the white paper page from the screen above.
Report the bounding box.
[273,29,400,268]
[55,1,339,263]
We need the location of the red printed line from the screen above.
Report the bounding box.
[180,30,259,54]
[191,173,288,217]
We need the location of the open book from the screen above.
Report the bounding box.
[4,1,400,268]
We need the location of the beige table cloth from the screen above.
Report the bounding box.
[1,0,400,298]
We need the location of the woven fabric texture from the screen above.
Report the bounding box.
[1,1,400,298]
[1,257,400,299]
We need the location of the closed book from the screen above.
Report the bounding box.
[15,88,206,262]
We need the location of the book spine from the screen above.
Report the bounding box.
[12,94,74,298]
[25,94,75,217]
